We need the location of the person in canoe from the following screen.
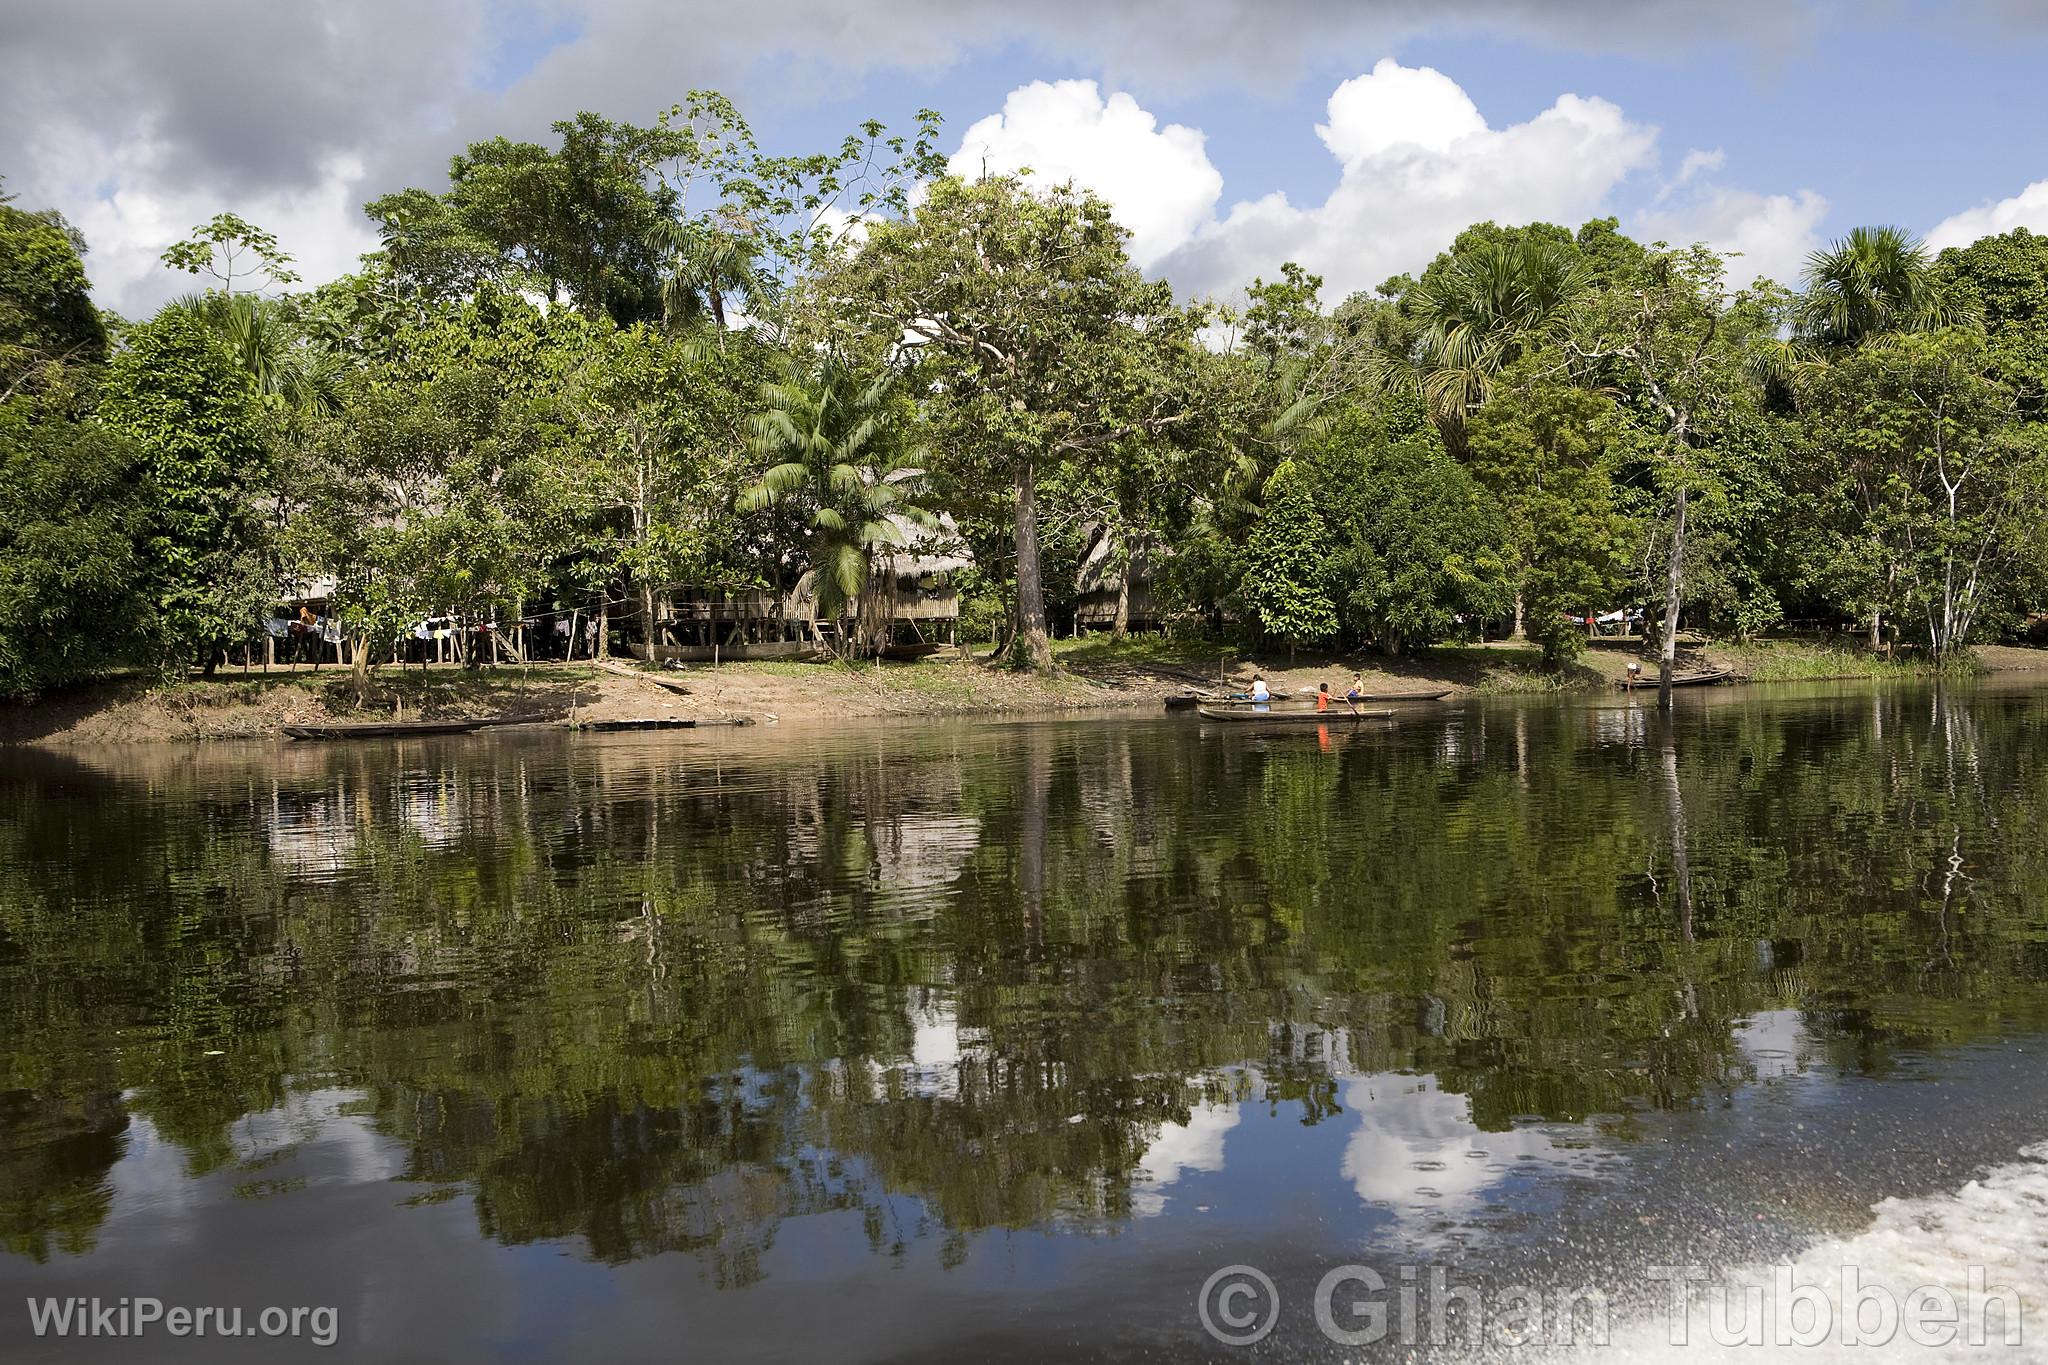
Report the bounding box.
[1345,674,1366,713]
[1249,676,1271,710]
[1316,682,1332,712]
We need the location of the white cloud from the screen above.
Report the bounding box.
[1316,60,1488,165]
[36,135,380,317]
[1154,59,1660,302]
[949,80,1223,268]
[1926,178,2048,252]
[954,61,1824,306]
[1671,147,1727,191]
[1635,183,1829,288]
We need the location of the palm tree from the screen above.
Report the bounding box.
[1795,226,1966,349]
[161,292,341,415]
[648,212,776,344]
[1404,237,1590,447]
[737,357,934,651]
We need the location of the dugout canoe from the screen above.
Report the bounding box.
[1196,705,1394,723]
[1615,668,1732,690]
[282,718,490,740]
[572,716,756,731]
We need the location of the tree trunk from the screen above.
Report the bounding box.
[596,599,610,660]
[1013,458,1054,670]
[1658,483,1688,711]
[1113,570,1131,639]
[1869,607,1882,653]
[641,580,657,661]
[1511,591,1525,640]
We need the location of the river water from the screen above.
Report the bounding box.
[2,682,2046,1362]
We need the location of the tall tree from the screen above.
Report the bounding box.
[833,175,1197,669]
[1572,245,1766,703]
[98,310,273,674]
[0,198,106,399]
[1465,357,1634,663]
[367,114,681,325]
[1799,329,2048,659]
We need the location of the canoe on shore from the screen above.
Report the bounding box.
[283,718,490,740]
[282,715,555,740]
[572,716,755,731]
[1356,688,1453,702]
[876,642,951,662]
[1615,668,1732,690]
[1196,705,1394,723]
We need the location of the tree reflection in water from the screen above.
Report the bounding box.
[3,682,2047,1277]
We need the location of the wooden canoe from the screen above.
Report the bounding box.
[1196,705,1394,723]
[1356,688,1453,702]
[283,718,489,740]
[573,716,755,731]
[1615,668,1732,690]
[877,642,951,662]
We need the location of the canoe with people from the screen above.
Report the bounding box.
[1165,673,1453,710]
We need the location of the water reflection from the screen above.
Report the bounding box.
[1339,1073,1581,1235]
[1,683,2046,1312]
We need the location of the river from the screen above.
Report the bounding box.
[2,681,2045,1361]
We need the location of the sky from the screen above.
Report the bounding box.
[7,0,2048,318]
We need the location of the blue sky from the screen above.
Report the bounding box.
[6,0,2047,314]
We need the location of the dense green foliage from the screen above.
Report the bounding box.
[0,199,105,393]
[0,402,150,695]
[1239,459,1336,645]
[4,94,2048,697]
[98,309,273,671]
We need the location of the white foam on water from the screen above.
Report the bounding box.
[1541,1141,2048,1362]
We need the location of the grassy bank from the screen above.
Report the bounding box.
[4,636,2044,744]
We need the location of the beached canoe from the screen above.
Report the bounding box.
[877,642,951,662]
[573,716,755,731]
[1196,705,1394,723]
[1356,688,1453,702]
[283,719,489,740]
[1615,668,1732,690]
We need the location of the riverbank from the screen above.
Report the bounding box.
[5,637,2046,744]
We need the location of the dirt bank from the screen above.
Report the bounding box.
[5,638,2044,745]
[0,653,1171,745]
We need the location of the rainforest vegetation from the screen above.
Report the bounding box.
[5,93,2048,698]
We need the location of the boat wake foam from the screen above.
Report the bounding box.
[1544,1141,2048,1361]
